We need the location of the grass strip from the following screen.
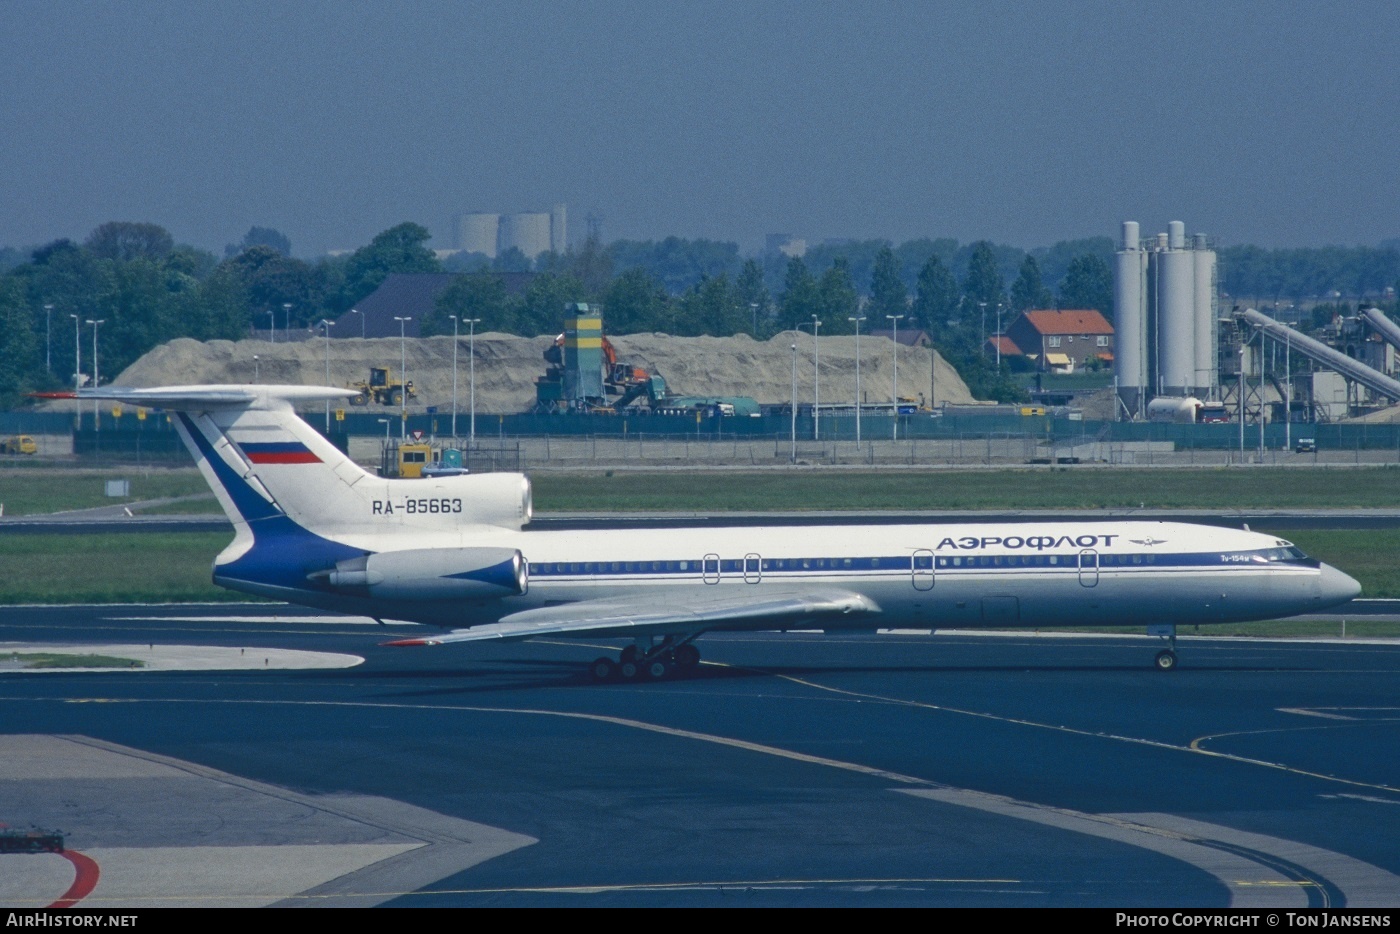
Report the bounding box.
[0,469,210,516]
[531,467,1400,512]
[8,653,145,669]
[9,466,1400,517]
[0,532,241,603]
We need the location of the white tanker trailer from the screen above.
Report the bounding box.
[1146,396,1203,424]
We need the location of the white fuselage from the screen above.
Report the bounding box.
[223,518,1355,631]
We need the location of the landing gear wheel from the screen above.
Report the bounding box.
[673,644,701,670]
[644,659,671,680]
[619,660,641,680]
[1154,650,1178,672]
[589,657,617,682]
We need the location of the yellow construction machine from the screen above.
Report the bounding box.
[348,367,416,406]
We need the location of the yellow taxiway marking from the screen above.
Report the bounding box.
[0,876,1027,907]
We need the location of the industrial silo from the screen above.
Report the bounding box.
[1114,221,1148,415]
[456,213,500,258]
[1191,233,1217,394]
[1114,219,1221,415]
[1156,221,1196,396]
[499,212,553,260]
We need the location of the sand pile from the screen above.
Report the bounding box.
[95,332,976,413]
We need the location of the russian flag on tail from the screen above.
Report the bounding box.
[239,441,322,464]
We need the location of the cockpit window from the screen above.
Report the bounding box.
[1265,546,1317,565]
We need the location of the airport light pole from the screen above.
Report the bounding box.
[394,316,411,439]
[995,303,1004,369]
[317,319,334,431]
[44,304,52,373]
[350,308,363,339]
[979,302,987,355]
[887,314,904,440]
[467,317,480,445]
[1285,332,1291,453]
[790,342,798,463]
[797,317,821,439]
[1258,336,1265,460]
[86,319,104,431]
[253,354,259,382]
[449,315,459,438]
[1238,344,1246,461]
[812,316,820,440]
[284,303,293,335]
[70,315,80,394]
[849,315,865,446]
[268,309,276,343]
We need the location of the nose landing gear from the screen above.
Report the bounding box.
[1149,624,1178,672]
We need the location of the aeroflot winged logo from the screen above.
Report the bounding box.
[1129,537,1167,547]
[237,441,322,464]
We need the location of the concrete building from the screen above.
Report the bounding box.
[456,204,568,261]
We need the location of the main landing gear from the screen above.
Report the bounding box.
[589,636,702,683]
[1149,624,1178,672]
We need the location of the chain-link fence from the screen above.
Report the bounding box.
[7,409,1400,470]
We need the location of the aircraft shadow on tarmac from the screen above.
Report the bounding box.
[322,656,1324,698]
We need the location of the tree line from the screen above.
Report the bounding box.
[2,218,1396,408]
[428,239,1112,403]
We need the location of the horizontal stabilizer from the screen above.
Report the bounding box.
[383,587,880,646]
[72,384,356,411]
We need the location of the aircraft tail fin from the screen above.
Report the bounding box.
[75,385,366,540]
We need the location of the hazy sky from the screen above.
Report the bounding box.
[3,1,1397,257]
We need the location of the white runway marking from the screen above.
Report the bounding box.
[105,615,404,626]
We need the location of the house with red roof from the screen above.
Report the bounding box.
[1002,309,1114,373]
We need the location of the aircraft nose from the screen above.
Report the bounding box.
[1318,563,1362,608]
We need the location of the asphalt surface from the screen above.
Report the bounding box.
[2,603,1399,907]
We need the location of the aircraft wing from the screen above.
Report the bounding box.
[383,587,881,646]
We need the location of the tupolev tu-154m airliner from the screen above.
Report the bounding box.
[70,385,1360,679]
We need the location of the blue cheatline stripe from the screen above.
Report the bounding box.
[525,550,1316,580]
